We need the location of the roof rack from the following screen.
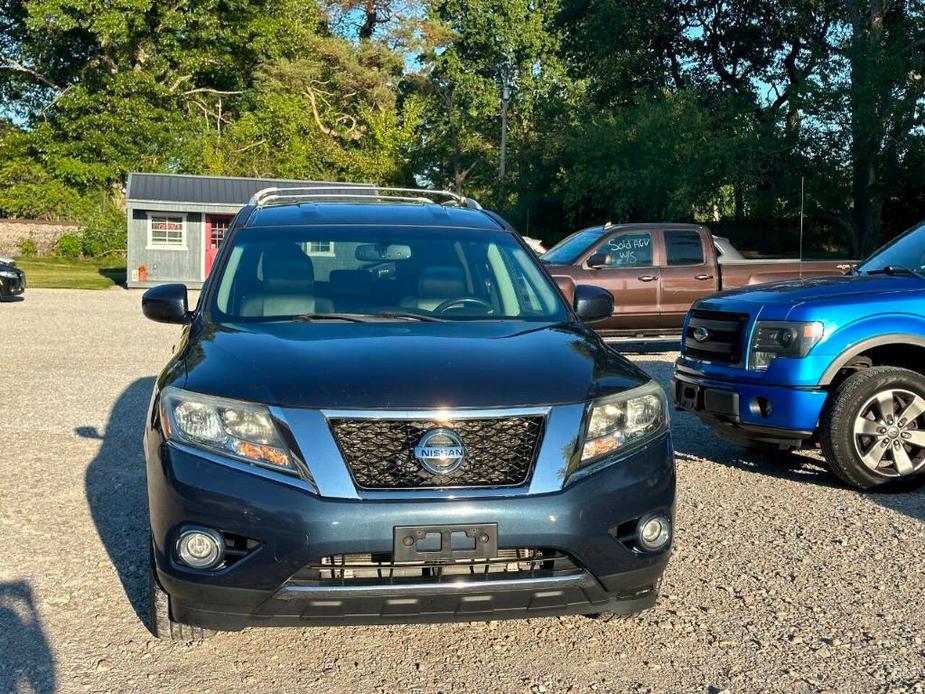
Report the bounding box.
[247,185,482,210]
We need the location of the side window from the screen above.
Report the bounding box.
[666,230,705,266]
[595,232,653,268]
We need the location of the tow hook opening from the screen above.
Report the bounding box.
[749,397,773,418]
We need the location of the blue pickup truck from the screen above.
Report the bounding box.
[673,221,925,490]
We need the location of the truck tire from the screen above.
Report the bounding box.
[820,366,925,490]
[148,551,215,642]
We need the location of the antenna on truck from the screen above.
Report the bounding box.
[799,176,805,279]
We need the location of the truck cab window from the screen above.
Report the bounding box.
[666,231,704,266]
[596,233,653,268]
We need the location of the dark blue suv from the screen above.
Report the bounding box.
[141,186,675,639]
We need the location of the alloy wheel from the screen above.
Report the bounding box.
[852,388,925,477]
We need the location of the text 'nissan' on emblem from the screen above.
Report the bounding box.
[413,428,466,475]
[692,326,711,343]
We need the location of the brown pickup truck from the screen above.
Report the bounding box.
[541,223,853,336]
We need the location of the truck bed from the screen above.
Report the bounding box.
[719,259,853,288]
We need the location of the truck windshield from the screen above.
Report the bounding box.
[857,221,925,276]
[209,225,568,322]
[541,228,607,264]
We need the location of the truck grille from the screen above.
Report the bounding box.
[684,309,749,364]
[292,548,579,585]
[328,415,545,489]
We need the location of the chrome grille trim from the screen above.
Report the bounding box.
[684,309,749,364]
[321,406,551,420]
[327,413,546,490]
[275,403,586,500]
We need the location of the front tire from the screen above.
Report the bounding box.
[148,551,215,642]
[820,366,925,490]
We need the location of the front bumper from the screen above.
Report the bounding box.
[147,433,675,628]
[0,272,25,297]
[671,367,827,446]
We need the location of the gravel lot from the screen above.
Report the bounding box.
[2,288,924,694]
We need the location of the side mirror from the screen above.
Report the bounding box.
[586,252,611,269]
[574,284,613,322]
[142,283,191,324]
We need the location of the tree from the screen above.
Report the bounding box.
[409,0,564,204]
[841,0,925,255]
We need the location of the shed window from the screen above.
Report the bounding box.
[304,241,334,256]
[148,215,186,248]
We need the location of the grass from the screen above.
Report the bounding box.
[14,256,127,289]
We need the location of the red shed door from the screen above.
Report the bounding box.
[205,215,232,277]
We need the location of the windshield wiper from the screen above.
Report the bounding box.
[292,313,373,323]
[864,265,925,279]
[373,311,447,322]
[291,311,447,323]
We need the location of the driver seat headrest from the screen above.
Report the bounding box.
[418,265,466,298]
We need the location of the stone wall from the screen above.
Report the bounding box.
[0,219,79,256]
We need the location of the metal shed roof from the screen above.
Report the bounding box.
[126,173,373,206]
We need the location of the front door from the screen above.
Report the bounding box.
[205,215,232,277]
[576,230,660,332]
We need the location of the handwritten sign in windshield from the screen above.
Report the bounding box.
[605,234,651,267]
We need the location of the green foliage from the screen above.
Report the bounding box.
[18,237,38,256]
[77,203,126,257]
[1,0,923,256]
[56,232,82,257]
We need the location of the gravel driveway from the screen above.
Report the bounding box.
[2,289,924,693]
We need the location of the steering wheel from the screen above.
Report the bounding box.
[433,297,494,314]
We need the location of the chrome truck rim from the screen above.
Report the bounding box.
[853,388,925,477]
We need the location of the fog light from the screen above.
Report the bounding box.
[177,528,224,569]
[637,513,671,552]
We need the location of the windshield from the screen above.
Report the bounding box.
[210,225,568,322]
[540,228,607,265]
[857,221,925,275]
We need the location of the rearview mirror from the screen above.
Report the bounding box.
[355,243,412,262]
[587,252,611,269]
[574,284,613,322]
[142,283,191,324]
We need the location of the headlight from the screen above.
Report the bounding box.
[160,387,294,472]
[0,270,17,279]
[578,381,668,467]
[747,321,824,371]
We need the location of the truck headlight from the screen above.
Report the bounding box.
[160,387,293,471]
[578,381,668,466]
[748,321,824,371]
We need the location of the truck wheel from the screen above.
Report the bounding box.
[148,550,215,642]
[820,366,925,490]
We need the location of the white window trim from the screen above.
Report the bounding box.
[146,212,188,251]
[304,241,335,257]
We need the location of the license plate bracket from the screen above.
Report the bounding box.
[393,523,498,562]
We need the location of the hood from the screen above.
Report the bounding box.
[180,320,649,409]
[702,274,925,308]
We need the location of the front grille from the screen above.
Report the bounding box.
[291,548,579,585]
[684,309,749,364]
[328,416,545,489]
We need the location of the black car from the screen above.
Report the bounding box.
[0,256,25,299]
[141,187,676,639]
